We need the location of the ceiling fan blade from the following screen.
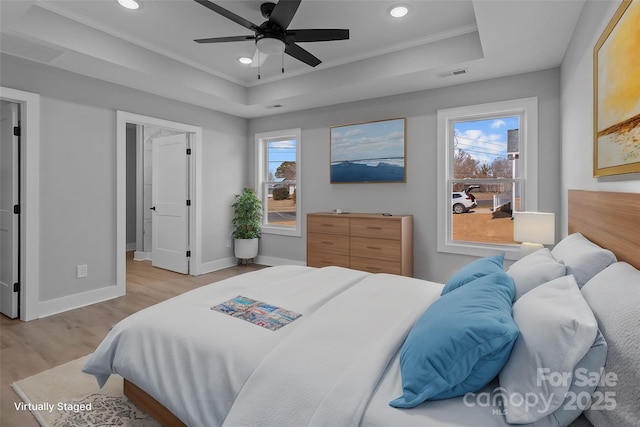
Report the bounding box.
[286,29,349,43]
[250,48,269,68]
[285,43,321,67]
[194,35,255,43]
[269,0,301,29]
[192,0,260,32]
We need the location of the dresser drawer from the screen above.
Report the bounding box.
[308,233,349,255]
[350,218,401,240]
[308,252,350,269]
[350,257,402,275]
[350,237,401,261]
[307,215,350,235]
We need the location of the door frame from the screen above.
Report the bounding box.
[0,87,41,321]
[116,111,202,290]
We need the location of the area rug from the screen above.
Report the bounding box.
[11,355,160,427]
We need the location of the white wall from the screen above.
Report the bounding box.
[125,123,137,248]
[560,0,640,233]
[249,68,562,283]
[0,54,247,313]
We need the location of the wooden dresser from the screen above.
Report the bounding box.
[307,212,413,276]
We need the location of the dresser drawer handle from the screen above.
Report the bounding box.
[321,224,334,227]
[366,226,382,230]
[321,241,334,245]
[366,246,382,250]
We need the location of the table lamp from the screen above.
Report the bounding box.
[513,211,555,257]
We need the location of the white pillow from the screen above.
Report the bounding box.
[581,262,640,427]
[506,248,566,300]
[551,233,616,287]
[499,275,598,424]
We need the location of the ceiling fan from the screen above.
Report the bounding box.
[193,0,349,69]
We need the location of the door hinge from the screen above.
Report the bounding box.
[13,205,20,214]
[13,126,21,136]
[13,283,19,292]
[186,250,191,257]
[186,199,191,206]
[186,148,191,155]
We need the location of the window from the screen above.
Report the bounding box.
[255,128,301,237]
[437,98,538,259]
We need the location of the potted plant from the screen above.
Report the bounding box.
[231,188,263,262]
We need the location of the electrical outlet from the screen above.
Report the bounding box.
[77,264,88,279]
[226,238,232,248]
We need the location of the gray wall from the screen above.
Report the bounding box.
[249,68,562,283]
[560,0,640,233]
[1,53,248,303]
[0,56,571,303]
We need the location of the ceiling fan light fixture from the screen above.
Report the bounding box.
[238,56,253,65]
[389,5,409,18]
[256,37,285,55]
[117,0,140,10]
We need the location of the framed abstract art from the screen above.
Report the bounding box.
[593,0,640,177]
[330,118,406,183]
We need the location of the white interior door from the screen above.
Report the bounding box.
[0,101,19,318]
[151,133,189,274]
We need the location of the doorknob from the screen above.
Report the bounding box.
[150,206,156,211]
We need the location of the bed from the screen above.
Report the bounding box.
[83,189,640,427]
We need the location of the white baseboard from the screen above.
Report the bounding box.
[255,255,306,267]
[199,257,239,274]
[36,256,306,318]
[37,284,124,319]
[134,251,152,261]
[200,256,304,274]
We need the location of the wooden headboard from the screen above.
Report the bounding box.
[568,189,640,270]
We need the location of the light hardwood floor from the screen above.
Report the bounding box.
[0,253,266,427]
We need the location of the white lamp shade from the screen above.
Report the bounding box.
[256,38,285,55]
[513,211,555,245]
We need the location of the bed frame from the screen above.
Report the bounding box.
[124,379,186,427]
[568,189,640,270]
[123,189,640,426]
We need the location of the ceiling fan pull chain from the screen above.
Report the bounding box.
[193,0,350,73]
[258,51,261,80]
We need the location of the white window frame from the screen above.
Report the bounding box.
[436,97,538,260]
[255,128,302,237]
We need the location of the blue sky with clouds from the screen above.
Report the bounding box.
[454,115,519,165]
[267,139,296,178]
[330,119,405,163]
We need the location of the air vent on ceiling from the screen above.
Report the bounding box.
[0,33,65,63]
[436,68,468,79]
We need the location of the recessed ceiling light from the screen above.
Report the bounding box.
[117,0,140,10]
[389,5,409,18]
[238,56,253,65]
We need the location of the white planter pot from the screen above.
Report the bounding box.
[234,238,259,260]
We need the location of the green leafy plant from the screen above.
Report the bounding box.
[232,188,263,239]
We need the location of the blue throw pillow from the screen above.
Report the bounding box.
[441,254,505,295]
[390,272,519,409]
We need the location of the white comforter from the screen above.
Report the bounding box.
[83,266,373,426]
[86,265,528,427]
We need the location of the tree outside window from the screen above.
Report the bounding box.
[255,129,302,237]
[437,97,539,260]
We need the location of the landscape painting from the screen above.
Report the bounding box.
[330,118,406,183]
[594,0,640,177]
